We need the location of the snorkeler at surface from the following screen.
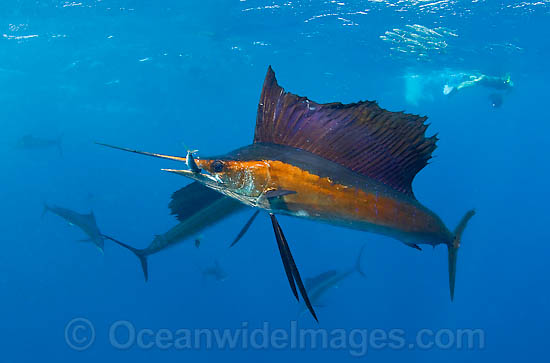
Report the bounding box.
[443,73,513,108]
[443,73,513,107]
[404,70,513,108]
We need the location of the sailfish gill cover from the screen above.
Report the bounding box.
[2,1,549,363]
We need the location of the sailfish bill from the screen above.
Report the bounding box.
[95,142,187,163]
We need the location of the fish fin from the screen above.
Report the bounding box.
[230,210,260,247]
[270,213,319,322]
[88,210,97,223]
[404,242,422,251]
[95,142,188,163]
[102,234,149,282]
[448,209,476,301]
[169,182,241,221]
[264,189,297,199]
[254,66,437,197]
[270,214,299,301]
[355,244,367,278]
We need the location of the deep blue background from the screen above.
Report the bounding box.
[1,1,549,361]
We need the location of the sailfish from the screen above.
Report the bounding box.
[98,66,475,322]
[103,181,248,281]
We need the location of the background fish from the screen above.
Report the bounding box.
[42,203,104,252]
[110,182,248,281]
[17,135,63,156]
[299,245,366,315]
[201,260,229,282]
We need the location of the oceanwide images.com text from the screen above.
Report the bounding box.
[65,318,485,356]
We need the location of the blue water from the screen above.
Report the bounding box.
[2,0,549,361]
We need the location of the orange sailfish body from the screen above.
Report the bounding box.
[99,66,474,320]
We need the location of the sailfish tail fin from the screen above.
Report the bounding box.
[101,234,149,282]
[448,209,476,301]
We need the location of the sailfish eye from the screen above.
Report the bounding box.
[210,160,225,173]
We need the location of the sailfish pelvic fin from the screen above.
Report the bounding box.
[269,213,318,322]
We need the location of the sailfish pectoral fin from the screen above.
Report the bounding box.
[230,210,260,247]
[95,142,187,163]
[404,242,422,251]
[269,213,318,323]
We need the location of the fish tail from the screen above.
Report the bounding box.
[355,244,367,278]
[448,209,476,301]
[102,234,149,282]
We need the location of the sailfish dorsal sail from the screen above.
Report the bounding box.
[253,66,438,197]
